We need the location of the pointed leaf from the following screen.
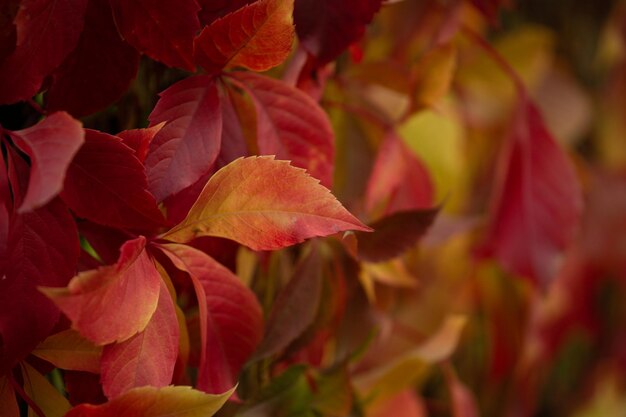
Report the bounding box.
[0,0,88,104]
[109,0,200,71]
[22,362,71,417]
[32,329,102,373]
[293,0,382,66]
[46,0,140,117]
[227,72,335,187]
[10,112,84,212]
[194,0,294,74]
[197,0,253,25]
[101,280,179,398]
[480,97,583,287]
[163,156,371,250]
[61,129,166,230]
[117,124,164,164]
[63,385,234,417]
[159,243,263,394]
[355,208,439,262]
[146,76,222,201]
[0,376,19,417]
[40,236,162,345]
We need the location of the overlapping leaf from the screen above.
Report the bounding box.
[108,0,200,71]
[33,329,103,373]
[159,243,263,394]
[146,76,222,201]
[163,156,371,250]
[0,376,18,417]
[226,72,335,187]
[41,236,162,345]
[9,112,84,212]
[194,0,294,74]
[61,129,166,230]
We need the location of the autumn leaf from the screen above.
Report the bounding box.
[63,385,234,417]
[32,329,103,373]
[117,123,165,164]
[108,0,200,71]
[226,72,335,187]
[158,243,263,394]
[40,236,162,345]
[0,0,88,104]
[22,362,71,417]
[146,76,222,201]
[194,0,295,74]
[0,376,19,417]
[61,129,166,230]
[162,156,371,250]
[9,112,84,212]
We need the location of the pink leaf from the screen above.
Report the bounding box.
[46,0,140,117]
[9,112,84,212]
[61,129,166,231]
[101,280,179,398]
[227,72,335,187]
[109,0,200,71]
[162,156,371,251]
[146,76,222,201]
[0,0,88,104]
[158,243,263,394]
[40,236,162,345]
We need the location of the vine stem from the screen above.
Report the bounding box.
[9,372,47,417]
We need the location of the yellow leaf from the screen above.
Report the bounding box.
[22,362,71,417]
[32,329,102,373]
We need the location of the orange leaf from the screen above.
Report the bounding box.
[194,0,294,74]
[32,329,102,373]
[162,156,371,250]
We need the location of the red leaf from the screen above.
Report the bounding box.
[194,0,294,74]
[0,1,19,62]
[46,0,140,117]
[0,0,88,104]
[109,0,200,71]
[159,243,263,394]
[480,97,582,287]
[293,0,382,66]
[365,131,434,216]
[64,385,233,417]
[227,72,335,187]
[162,156,371,251]
[40,236,162,345]
[0,198,79,374]
[61,129,166,230]
[146,76,222,201]
[101,281,179,398]
[117,124,164,164]
[9,112,84,212]
[197,0,253,25]
[0,376,19,417]
[354,208,439,262]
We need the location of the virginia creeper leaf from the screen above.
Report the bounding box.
[293,0,382,66]
[63,385,234,417]
[9,112,84,212]
[109,0,200,71]
[370,390,427,417]
[40,236,161,345]
[32,329,103,373]
[163,156,371,251]
[46,0,140,117]
[197,0,254,25]
[194,0,294,74]
[0,376,19,417]
[355,208,440,262]
[22,362,71,417]
[227,72,335,187]
[117,124,165,164]
[253,247,323,360]
[146,76,222,201]
[0,198,79,374]
[0,1,19,62]
[158,243,263,394]
[61,129,166,230]
[0,0,88,104]
[101,280,179,398]
[480,97,582,287]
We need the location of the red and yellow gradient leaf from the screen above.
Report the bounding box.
[9,112,84,212]
[146,76,222,201]
[108,0,200,71]
[0,376,19,417]
[162,156,371,250]
[194,0,294,74]
[22,362,71,417]
[101,280,179,398]
[32,329,102,373]
[158,243,262,394]
[63,385,234,417]
[40,237,161,345]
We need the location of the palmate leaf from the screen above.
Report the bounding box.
[63,385,234,417]
[162,156,371,251]
[194,0,295,74]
